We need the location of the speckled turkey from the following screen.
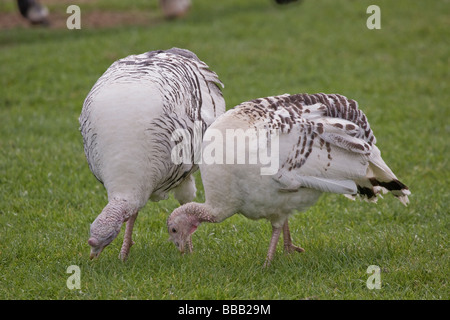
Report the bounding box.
[79,48,225,260]
[167,93,410,266]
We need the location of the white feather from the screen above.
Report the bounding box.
[80,48,224,207]
[197,93,410,230]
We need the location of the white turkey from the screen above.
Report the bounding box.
[79,48,225,260]
[167,93,410,266]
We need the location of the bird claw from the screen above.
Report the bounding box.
[262,245,304,267]
[119,240,135,261]
[284,244,305,254]
[262,259,271,268]
[119,247,130,261]
[119,251,128,261]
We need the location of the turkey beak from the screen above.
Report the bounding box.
[177,240,186,254]
[169,233,192,254]
[89,246,103,260]
[89,249,103,260]
[178,235,193,254]
[88,237,103,259]
[169,236,185,254]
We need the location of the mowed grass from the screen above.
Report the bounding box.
[0,0,448,299]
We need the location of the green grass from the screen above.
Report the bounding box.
[0,0,448,300]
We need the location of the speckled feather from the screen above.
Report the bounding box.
[80,48,224,204]
[166,92,411,265]
[229,93,409,204]
[79,48,225,259]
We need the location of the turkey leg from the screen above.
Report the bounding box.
[263,225,282,267]
[282,220,305,253]
[119,212,138,261]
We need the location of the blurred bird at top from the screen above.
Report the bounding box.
[274,0,301,4]
[17,0,49,26]
[159,0,301,20]
[160,0,191,19]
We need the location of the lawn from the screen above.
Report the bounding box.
[0,0,448,300]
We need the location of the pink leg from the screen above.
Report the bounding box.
[283,220,305,253]
[119,212,138,261]
[186,234,194,253]
[263,225,282,267]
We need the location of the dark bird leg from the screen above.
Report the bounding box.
[263,225,282,267]
[119,211,138,261]
[282,220,305,253]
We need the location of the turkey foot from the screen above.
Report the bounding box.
[283,221,305,254]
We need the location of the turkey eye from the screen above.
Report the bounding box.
[172,228,177,233]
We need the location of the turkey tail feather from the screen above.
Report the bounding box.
[353,145,410,206]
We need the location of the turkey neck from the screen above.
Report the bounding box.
[183,202,217,224]
[98,198,136,224]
